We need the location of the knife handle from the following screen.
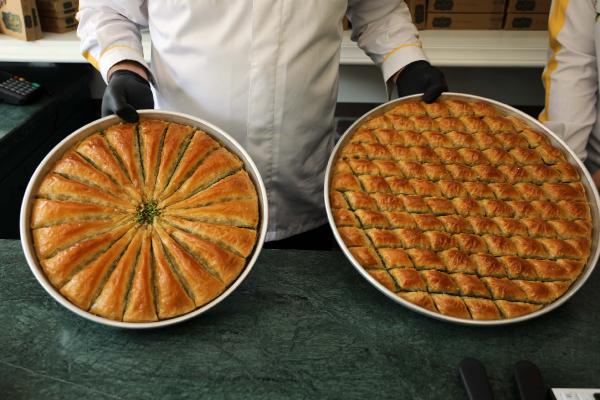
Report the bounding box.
[514,360,547,400]
[459,357,495,400]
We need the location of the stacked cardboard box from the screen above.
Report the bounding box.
[347,1,549,32]
[0,0,42,40]
[426,0,506,30]
[342,2,426,31]
[30,0,42,38]
[406,0,427,30]
[37,0,78,33]
[504,0,549,31]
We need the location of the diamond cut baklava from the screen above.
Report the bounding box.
[31,119,259,322]
[330,98,593,321]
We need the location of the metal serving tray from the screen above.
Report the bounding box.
[324,93,600,326]
[20,110,269,329]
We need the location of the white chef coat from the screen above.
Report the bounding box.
[77,0,427,241]
[540,0,600,173]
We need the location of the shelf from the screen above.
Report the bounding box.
[0,30,549,68]
[344,30,550,67]
[0,31,152,64]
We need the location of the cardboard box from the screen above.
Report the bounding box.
[27,0,44,39]
[23,0,36,39]
[507,0,550,13]
[428,0,506,13]
[406,0,427,30]
[343,2,426,31]
[40,11,77,32]
[426,13,503,29]
[342,15,350,30]
[504,13,548,30]
[0,0,36,40]
[36,0,78,17]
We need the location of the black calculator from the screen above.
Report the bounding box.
[0,70,42,105]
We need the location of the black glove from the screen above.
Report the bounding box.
[101,69,154,123]
[396,60,448,103]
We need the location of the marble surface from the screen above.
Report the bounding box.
[1,239,598,399]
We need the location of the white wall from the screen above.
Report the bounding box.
[338,65,545,106]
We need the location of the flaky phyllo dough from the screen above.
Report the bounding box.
[31,119,259,322]
[330,98,592,320]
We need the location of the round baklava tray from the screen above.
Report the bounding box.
[20,111,268,328]
[325,93,600,325]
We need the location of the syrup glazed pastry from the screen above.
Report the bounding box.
[329,98,593,321]
[30,118,259,322]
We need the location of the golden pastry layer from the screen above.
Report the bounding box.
[31,118,259,322]
[330,98,592,321]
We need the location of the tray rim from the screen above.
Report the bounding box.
[19,110,269,329]
[324,92,600,326]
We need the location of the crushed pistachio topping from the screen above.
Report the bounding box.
[136,201,161,225]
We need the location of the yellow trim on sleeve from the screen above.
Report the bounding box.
[99,44,139,60]
[383,42,423,62]
[82,51,99,70]
[82,44,141,72]
[539,0,570,123]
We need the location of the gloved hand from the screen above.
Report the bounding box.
[396,60,448,103]
[101,69,154,123]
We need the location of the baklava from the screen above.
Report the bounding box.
[330,98,592,321]
[31,119,259,322]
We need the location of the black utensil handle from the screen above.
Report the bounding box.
[515,360,546,400]
[459,357,495,400]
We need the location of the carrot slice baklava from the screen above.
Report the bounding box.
[31,118,260,322]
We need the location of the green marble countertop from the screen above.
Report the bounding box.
[1,239,598,399]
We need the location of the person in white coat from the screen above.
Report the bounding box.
[77,1,448,243]
[540,0,600,189]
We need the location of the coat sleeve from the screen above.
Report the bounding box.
[76,1,150,82]
[540,0,598,161]
[347,0,427,83]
